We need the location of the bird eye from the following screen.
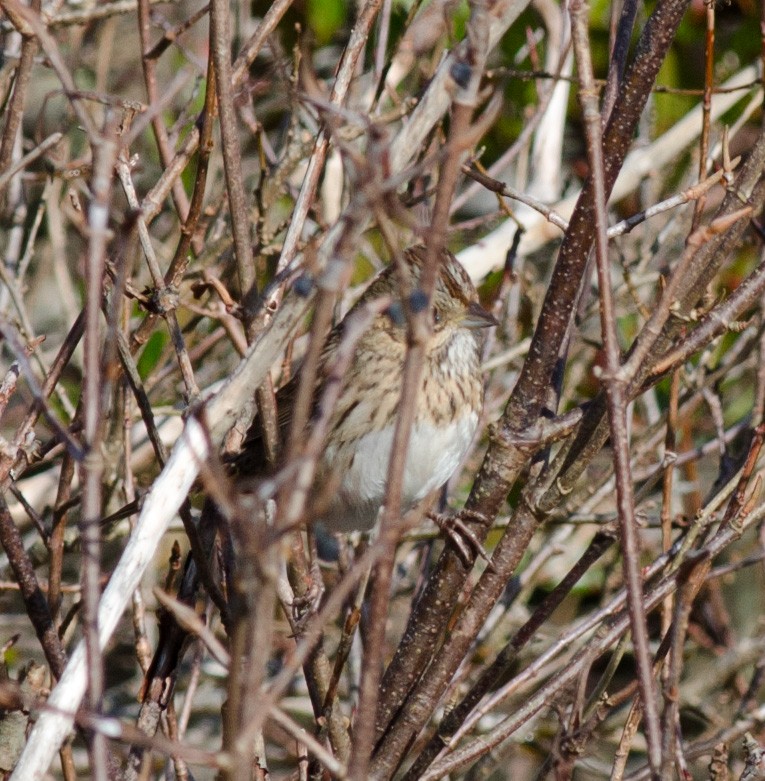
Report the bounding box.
[432,307,441,325]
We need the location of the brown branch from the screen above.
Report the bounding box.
[649,243,765,379]
[210,0,256,328]
[0,0,98,140]
[0,498,67,677]
[361,3,494,774]
[79,113,121,781]
[0,132,63,191]
[128,57,217,355]
[374,0,692,766]
[48,453,76,626]
[275,0,384,279]
[0,0,40,177]
[115,158,200,401]
[571,1,660,770]
[402,528,616,779]
[691,0,715,230]
[601,0,638,121]
[418,509,763,780]
[135,0,190,221]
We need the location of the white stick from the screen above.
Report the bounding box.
[10,418,209,781]
[10,292,310,781]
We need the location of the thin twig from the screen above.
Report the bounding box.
[210,0,256,328]
[135,0,190,220]
[419,505,765,780]
[115,158,200,401]
[79,111,122,781]
[570,2,661,772]
[0,132,63,190]
[0,0,40,176]
[361,2,494,774]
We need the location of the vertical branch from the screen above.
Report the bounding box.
[275,0,383,277]
[136,0,190,221]
[49,453,76,625]
[373,0,393,93]
[569,1,661,776]
[209,0,257,327]
[692,0,715,228]
[0,311,85,488]
[423,0,491,275]
[79,115,119,781]
[115,160,200,400]
[659,560,707,775]
[660,371,679,639]
[166,59,218,290]
[223,530,277,781]
[347,267,422,780]
[401,530,616,780]
[129,54,218,355]
[351,5,492,778]
[0,498,68,677]
[0,0,40,176]
[611,696,646,781]
[601,0,639,122]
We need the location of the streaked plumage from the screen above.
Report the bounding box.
[237,246,495,531]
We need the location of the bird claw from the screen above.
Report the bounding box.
[291,581,324,613]
[427,510,494,570]
[289,564,325,632]
[290,589,324,636]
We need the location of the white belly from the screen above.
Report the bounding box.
[321,412,479,532]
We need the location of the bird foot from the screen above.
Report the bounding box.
[427,510,494,569]
[289,560,325,632]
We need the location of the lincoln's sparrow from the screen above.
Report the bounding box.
[143,246,494,690]
[236,245,496,533]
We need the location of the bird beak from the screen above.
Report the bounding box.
[463,301,498,329]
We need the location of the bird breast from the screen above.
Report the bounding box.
[318,328,483,532]
[322,411,479,532]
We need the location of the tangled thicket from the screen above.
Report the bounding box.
[1,0,765,779]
